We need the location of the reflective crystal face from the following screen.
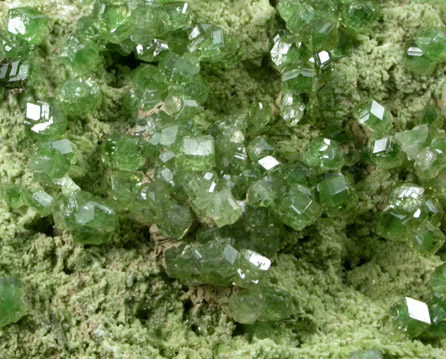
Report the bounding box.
[390,297,431,337]
[318,173,356,210]
[0,60,29,87]
[177,135,216,171]
[302,137,344,173]
[357,99,393,134]
[7,7,48,44]
[369,136,403,169]
[281,62,317,93]
[24,99,67,141]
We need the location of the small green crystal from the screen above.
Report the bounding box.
[430,264,446,298]
[160,2,193,32]
[275,184,322,231]
[247,175,283,207]
[228,286,293,324]
[0,276,26,328]
[247,101,273,131]
[24,98,67,142]
[403,44,437,76]
[368,136,404,169]
[415,28,446,62]
[29,143,71,186]
[376,211,411,242]
[59,36,101,74]
[417,104,443,129]
[24,190,54,217]
[1,184,25,209]
[102,133,151,171]
[277,0,315,34]
[414,147,446,180]
[52,191,116,245]
[177,135,216,171]
[7,7,48,45]
[394,124,429,161]
[281,61,317,94]
[159,52,200,82]
[301,137,344,173]
[55,79,102,116]
[425,298,446,338]
[247,137,276,163]
[342,0,379,30]
[318,172,357,213]
[279,90,306,126]
[93,0,132,44]
[0,30,32,59]
[135,39,169,62]
[410,221,445,256]
[389,297,431,337]
[206,188,243,227]
[357,99,393,135]
[232,249,271,288]
[107,169,144,210]
[0,60,30,88]
[270,32,301,73]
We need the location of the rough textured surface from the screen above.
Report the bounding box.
[1,0,446,358]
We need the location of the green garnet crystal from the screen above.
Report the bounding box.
[52,191,116,245]
[92,0,132,44]
[7,7,48,45]
[342,0,379,30]
[228,286,293,324]
[24,189,54,217]
[368,136,404,169]
[0,59,30,88]
[390,297,431,337]
[425,298,446,338]
[357,99,393,135]
[0,276,26,328]
[1,184,25,209]
[55,79,102,116]
[317,172,357,213]
[101,133,151,171]
[24,98,67,141]
[59,36,101,74]
[301,137,344,173]
[414,28,446,62]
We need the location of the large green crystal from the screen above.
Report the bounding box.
[24,190,54,217]
[228,286,293,324]
[389,297,431,337]
[176,135,216,171]
[55,79,102,116]
[0,30,32,59]
[7,7,48,45]
[93,0,132,44]
[368,136,404,169]
[247,175,283,208]
[425,298,446,338]
[409,221,445,256]
[403,44,437,75]
[270,32,301,73]
[1,184,25,209]
[59,36,101,74]
[107,169,144,210]
[342,0,379,30]
[430,264,446,298]
[394,125,429,161]
[414,147,446,180]
[317,172,357,213]
[415,28,446,62]
[281,61,317,94]
[0,59,30,88]
[24,98,67,141]
[0,276,26,328]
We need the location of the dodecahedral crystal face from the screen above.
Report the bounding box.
[357,99,393,134]
[0,59,30,88]
[302,137,344,173]
[7,7,48,45]
[59,36,101,74]
[55,78,102,116]
[0,276,26,328]
[390,297,431,337]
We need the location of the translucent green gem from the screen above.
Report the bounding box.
[357,99,393,135]
[302,137,344,173]
[59,36,101,74]
[369,136,404,169]
[279,91,305,126]
[29,143,71,186]
[0,276,26,328]
[93,1,133,44]
[55,79,102,116]
[207,188,243,227]
[228,286,293,324]
[1,184,25,209]
[135,39,169,62]
[394,125,429,160]
[426,298,446,338]
[7,7,48,45]
[414,147,446,180]
[177,135,216,171]
[24,190,54,217]
[342,0,379,30]
[101,133,151,171]
[305,18,339,52]
[281,61,317,94]
[165,238,240,286]
[159,52,200,82]
[233,249,271,288]
[348,350,383,359]
[160,2,193,32]
[415,28,446,62]
[0,60,30,88]
[270,32,301,72]
[275,184,322,231]
[389,297,431,337]
[409,221,445,256]
[53,191,116,245]
[247,137,275,163]
[155,201,193,239]
[188,24,240,64]
[0,30,32,59]
[215,127,248,172]
[107,169,144,210]
[430,264,446,298]
[403,44,437,76]
[24,98,67,142]
[247,175,283,207]
[51,139,76,164]
[318,173,357,212]
[247,101,273,131]
[417,104,443,128]
[376,211,411,241]
[277,0,315,34]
